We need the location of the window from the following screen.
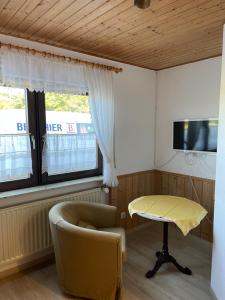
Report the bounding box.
[0,87,35,191]
[0,87,102,192]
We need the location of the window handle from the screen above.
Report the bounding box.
[30,135,36,150]
[42,133,47,150]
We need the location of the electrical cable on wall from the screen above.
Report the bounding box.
[155,151,178,169]
[198,155,215,175]
[188,175,213,225]
[184,151,197,166]
[184,152,214,225]
[156,151,214,225]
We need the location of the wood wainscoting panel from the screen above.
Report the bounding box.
[154,170,215,242]
[110,170,155,229]
[110,170,215,242]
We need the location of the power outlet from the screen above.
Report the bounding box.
[121,212,126,219]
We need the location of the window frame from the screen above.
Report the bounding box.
[0,90,37,192]
[0,89,103,192]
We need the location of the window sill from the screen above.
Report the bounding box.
[0,176,103,208]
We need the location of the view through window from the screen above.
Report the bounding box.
[0,86,101,191]
[0,86,32,182]
[43,92,97,175]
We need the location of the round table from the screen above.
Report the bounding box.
[128,195,207,279]
[136,211,192,278]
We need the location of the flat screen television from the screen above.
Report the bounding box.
[173,119,218,152]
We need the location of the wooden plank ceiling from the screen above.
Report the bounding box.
[0,0,224,70]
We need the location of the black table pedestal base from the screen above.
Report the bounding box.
[145,222,192,279]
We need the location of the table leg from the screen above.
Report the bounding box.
[145,222,192,279]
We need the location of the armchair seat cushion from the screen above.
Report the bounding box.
[99,227,126,262]
[77,220,96,230]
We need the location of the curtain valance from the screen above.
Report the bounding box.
[0,47,88,94]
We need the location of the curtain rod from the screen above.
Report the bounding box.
[0,42,123,74]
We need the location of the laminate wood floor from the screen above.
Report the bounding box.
[0,223,213,300]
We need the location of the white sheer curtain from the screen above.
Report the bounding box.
[0,134,32,182]
[0,47,88,94]
[85,66,118,187]
[42,133,97,175]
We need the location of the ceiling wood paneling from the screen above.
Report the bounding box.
[0,0,224,70]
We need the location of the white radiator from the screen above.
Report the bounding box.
[0,188,107,273]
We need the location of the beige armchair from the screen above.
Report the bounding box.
[49,201,126,300]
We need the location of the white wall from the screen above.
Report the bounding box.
[114,66,156,175]
[0,34,156,177]
[155,58,221,179]
[211,26,225,300]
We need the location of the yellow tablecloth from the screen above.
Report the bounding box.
[128,195,207,236]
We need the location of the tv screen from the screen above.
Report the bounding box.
[173,119,218,152]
